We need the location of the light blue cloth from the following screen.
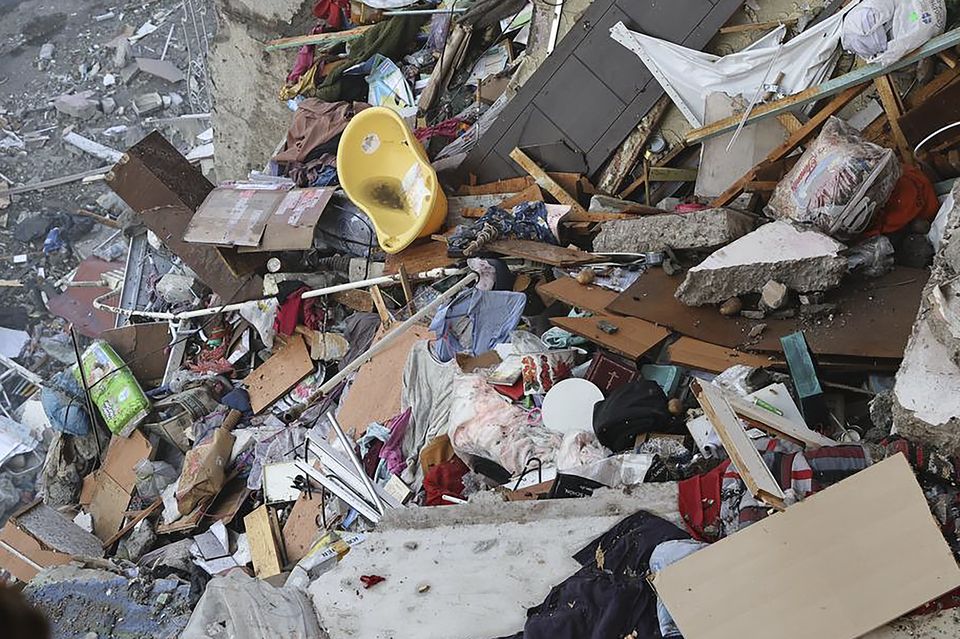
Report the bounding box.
[649,539,709,637]
[429,288,525,362]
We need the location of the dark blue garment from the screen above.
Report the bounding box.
[40,369,91,436]
[448,201,557,257]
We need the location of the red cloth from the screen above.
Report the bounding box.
[415,118,464,144]
[287,43,317,85]
[678,461,727,542]
[865,164,939,237]
[423,456,470,506]
[313,0,348,27]
[274,286,310,337]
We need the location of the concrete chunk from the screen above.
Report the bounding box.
[675,221,847,306]
[760,280,789,311]
[593,207,755,253]
[53,92,99,120]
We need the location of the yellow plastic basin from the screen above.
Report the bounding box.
[337,107,447,254]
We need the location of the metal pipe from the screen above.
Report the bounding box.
[283,271,478,422]
[328,412,386,515]
[93,267,465,320]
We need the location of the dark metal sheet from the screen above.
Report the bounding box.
[47,258,118,338]
[606,267,928,359]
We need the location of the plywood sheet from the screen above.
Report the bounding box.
[244,505,283,579]
[244,335,313,414]
[336,324,432,437]
[551,314,669,361]
[653,454,960,639]
[666,337,771,373]
[607,267,928,359]
[0,523,74,582]
[536,277,618,314]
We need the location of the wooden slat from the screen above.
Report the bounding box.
[862,65,960,142]
[652,455,960,639]
[264,25,373,51]
[685,25,960,145]
[509,148,589,219]
[691,380,786,509]
[873,75,914,164]
[647,166,698,182]
[550,314,670,361]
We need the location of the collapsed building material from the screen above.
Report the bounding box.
[675,221,848,306]
[650,455,960,639]
[593,208,754,253]
[0,501,104,582]
[309,487,681,639]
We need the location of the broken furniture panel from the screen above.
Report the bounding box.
[652,454,960,639]
[244,504,284,579]
[549,315,669,361]
[462,0,744,181]
[243,335,314,415]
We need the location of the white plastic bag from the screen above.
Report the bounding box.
[842,0,946,66]
[765,117,900,239]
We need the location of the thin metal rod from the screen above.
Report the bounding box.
[69,328,103,457]
[328,412,386,515]
[284,271,478,421]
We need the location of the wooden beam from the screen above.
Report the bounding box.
[618,143,688,199]
[647,166,698,182]
[691,379,786,509]
[397,264,415,311]
[509,148,589,219]
[776,113,804,134]
[685,25,960,145]
[369,285,393,327]
[264,25,373,51]
[873,75,914,165]
[710,84,868,207]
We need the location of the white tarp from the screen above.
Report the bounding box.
[610,7,854,127]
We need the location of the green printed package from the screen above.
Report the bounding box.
[74,340,151,436]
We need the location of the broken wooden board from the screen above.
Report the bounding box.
[725,392,837,449]
[383,239,457,275]
[88,472,130,542]
[485,239,597,266]
[282,492,325,564]
[666,337,770,374]
[536,276,619,314]
[692,380,786,508]
[652,454,960,639]
[101,322,170,386]
[244,335,314,414]
[336,324,432,437]
[509,148,589,219]
[606,268,928,359]
[551,314,669,361]
[244,504,284,579]
[264,24,373,51]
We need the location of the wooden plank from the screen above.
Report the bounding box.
[369,285,393,327]
[457,177,534,195]
[508,148,589,219]
[485,238,597,266]
[647,166,698,182]
[536,276,618,314]
[873,75,914,164]
[725,392,837,448]
[243,335,313,414]
[618,143,689,199]
[691,380,786,508]
[264,24,373,51]
[244,505,283,579]
[550,314,669,361]
[0,165,112,198]
[667,337,770,374]
[709,84,869,207]
[685,25,960,145]
[776,113,804,134]
[101,498,162,549]
[397,264,415,309]
[652,454,960,639]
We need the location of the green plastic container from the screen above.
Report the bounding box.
[74,340,151,436]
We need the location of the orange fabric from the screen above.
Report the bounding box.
[864,165,939,237]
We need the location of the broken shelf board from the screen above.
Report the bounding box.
[536,276,619,314]
[692,379,786,508]
[384,239,458,275]
[685,25,960,144]
[666,337,770,374]
[243,334,314,414]
[243,504,284,579]
[652,454,960,639]
[336,324,432,437]
[282,491,325,564]
[550,314,669,361]
[606,267,928,360]
[484,238,597,266]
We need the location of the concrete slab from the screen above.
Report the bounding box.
[593,207,754,253]
[675,221,847,306]
[309,486,680,639]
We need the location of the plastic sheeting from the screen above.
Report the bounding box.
[181,571,323,639]
[610,9,851,127]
